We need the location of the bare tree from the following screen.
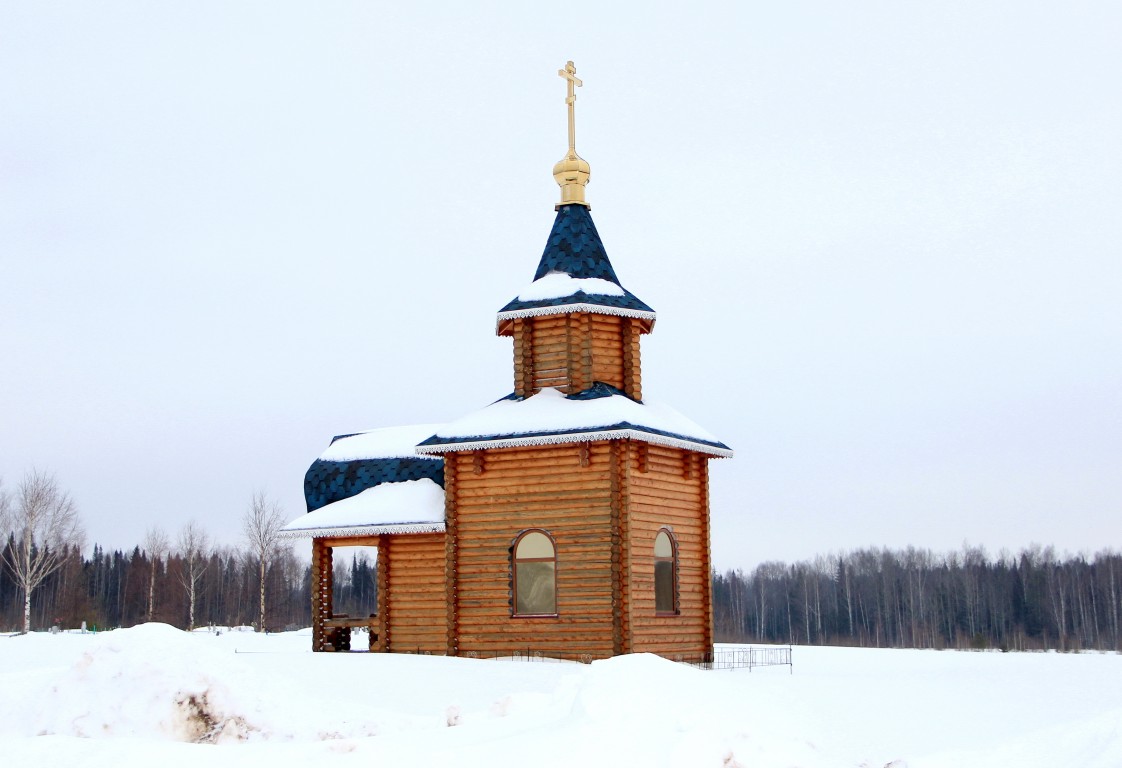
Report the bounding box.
[176,520,209,631]
[0,470,84,633]
[143,526,170,622]
[243,491,287,632]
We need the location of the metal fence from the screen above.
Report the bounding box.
[694,645,793,672]
[390,644,793,672]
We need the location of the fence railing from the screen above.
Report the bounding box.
[391,644,793,672]
[695,645,793,672]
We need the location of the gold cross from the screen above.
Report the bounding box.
[558,61,582,154]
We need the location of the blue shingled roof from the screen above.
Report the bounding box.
[497,204,655,321]
[303,456,444,513]
[415,384,732,458]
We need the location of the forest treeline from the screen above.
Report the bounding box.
[4,537,1120,653]
[714,545,1122,651]
[0,538,378,633]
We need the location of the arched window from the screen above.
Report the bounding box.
[654,529,678,615]
[513,530,557,616]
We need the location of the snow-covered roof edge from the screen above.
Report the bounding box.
[279,522,446,540]
[416,427,733,458]
[495,301,656,328]
[320,423,445,462]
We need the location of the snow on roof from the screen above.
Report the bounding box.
[319,424,445,462]
[516,271,626,302]
[280,478,445,539]
[495,204,656,327]
[416,386,732,457]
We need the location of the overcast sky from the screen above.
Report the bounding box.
[2,1,1119,571]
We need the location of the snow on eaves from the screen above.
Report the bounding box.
[516,271,625,301]
[280,478,445,539]
[416,387,732,458]
[319,424,445,462]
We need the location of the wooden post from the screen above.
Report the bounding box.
[375,542,388,652]
[444,455,460,656]
[699,456,714,659]
[513,318,535,397]
[610,441,627,655]
[379,536,391,652]
[621,317,642,400]
[311,539,334,652]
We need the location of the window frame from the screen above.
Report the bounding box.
[511,529,558,618]
[654,528,679,616]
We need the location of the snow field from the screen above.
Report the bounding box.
[1,624,1119,767]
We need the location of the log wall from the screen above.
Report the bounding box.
[620,443,712,658]
[383,532,448,654]
[449,443,617,658]
[509,313,642,399]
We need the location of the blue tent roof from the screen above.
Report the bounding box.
[303,456,444,513]
[497,204,655,323]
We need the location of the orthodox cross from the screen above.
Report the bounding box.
[558,61,582,154]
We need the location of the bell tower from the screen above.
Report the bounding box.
[496,62,655,401]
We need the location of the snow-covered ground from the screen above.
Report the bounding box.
[1,624,1118,767]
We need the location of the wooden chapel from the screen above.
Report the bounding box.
[281,62,732,662]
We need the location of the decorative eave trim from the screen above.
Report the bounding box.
[279,522,446,540]
[416,428,733,458]
[495,302,657,329]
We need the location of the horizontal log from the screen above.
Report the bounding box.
[628,488,702,507]
[454,536,613,552]
[457,496,612,512]
[456,480,612,497]
[387,545,445,559]
[533,380,570,391]
[387,558,445,571]
[456,620,614,634]
[324,617,377,629]
[453,576,613,594]
[387,561,446,576]
[530,315,570,328]
[588,346,623,360]
[456,632,615,646]
[628,472,701,492]
[389,549,445,560]
[456,541,614,557]
[387,641,446,653]
[384,614,446,626]
[453,443,613,462]
[319,535,382,548]
[457,470,613,488]
[456,471,612,491]
[388,604,447,617]
[456,511,613,529]
[454,593,614,607]
[627,511,704,529]
[389,577,447,589]
[589,319,623,332]
[530,337,571,352]
[454,563,612,579]
[457,601,614,617]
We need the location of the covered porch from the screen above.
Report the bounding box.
[310,534,384,652]
[281,476,448,653]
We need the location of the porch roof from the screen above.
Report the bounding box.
[282,478,445,539]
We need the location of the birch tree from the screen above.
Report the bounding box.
[176,521,208,630]
[143,526,169,621]
[243,491,286,632]
[0,470,84,633]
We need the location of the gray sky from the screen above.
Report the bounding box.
[2,1,1119,571]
